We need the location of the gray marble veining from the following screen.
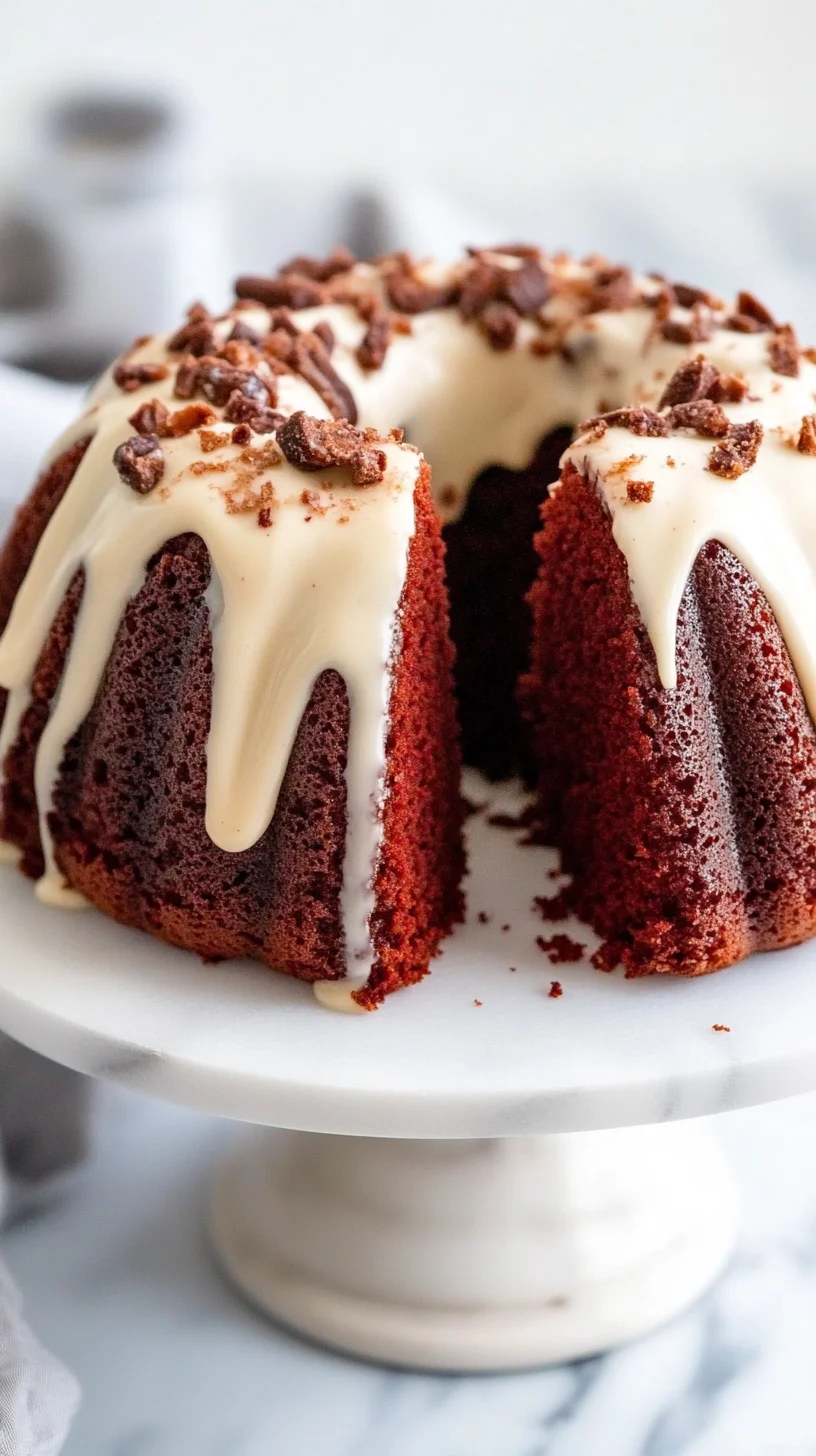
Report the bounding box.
[1,1087,815,1456]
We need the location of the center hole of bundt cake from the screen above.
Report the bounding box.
[441,426,572,782]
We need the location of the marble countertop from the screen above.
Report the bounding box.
[2,1087,814,1456]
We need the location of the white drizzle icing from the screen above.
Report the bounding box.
[0,344,418,994]
[564,325,816,719]
[1,252,815,1005]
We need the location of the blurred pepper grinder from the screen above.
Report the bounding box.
[0,87,228,381]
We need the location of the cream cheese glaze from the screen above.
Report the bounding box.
[564,324,816,714]
[1,249,814,1003]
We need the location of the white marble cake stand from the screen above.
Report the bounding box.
[0,779,815,1371]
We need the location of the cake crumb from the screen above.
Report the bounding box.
[501,923,511,932]
[534,888,573,921]
[536,933,584,964]
[591,941,620,972]
[549,980,563,998]
[798,414,816,454]
[508,966,517,973]
[626,478,654,503]
[712,1023,731,1032]
[473,998,483,1007]
[477,911,492,924]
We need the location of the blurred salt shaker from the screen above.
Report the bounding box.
[0,88,228,379]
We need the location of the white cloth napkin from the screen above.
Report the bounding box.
[0,363,86,1454]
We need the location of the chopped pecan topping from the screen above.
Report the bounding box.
[312,320,335,354]
[167,305,216,356]
[277,411,388,486]
[129,400,218,437]
[278,246,355,282]
[235,273,325,309]
[458,254,549,324]
[626,479,654,503]
[725,312,765,334]
[587,265,639,313]
[660,302,713,345]
[659,355,720,408]
[267,307,300,337]
[479,302,519,350]
[458,259,501,319]
[291,334,358,422]
[672,282,721,309]
[580,406,670,438]
[735,290,776,328]
[128,398,169,434]
[666,400,730,437]
[223,391,285,435]
[360,293,387,324]
[384,259,457,313]
[357,312,392,370]
[769,323,800,377]
[659,355,749,411]
[174,354,202,400]
[231,423,252,446]
[113,359,169,393]
[469,242,543,259]
[196,357,275,409]
[798,415,816,454]
[264,328,296,367]
[707,420,763,479]
[228,319,263,346]
[166,404,218,436]
[218,338,263,370]
[501,258,550,313]
[113,434,165,493]
[709,372,749,403]
[645,284,675,323]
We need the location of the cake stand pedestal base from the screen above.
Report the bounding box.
[211,1119,739,1371]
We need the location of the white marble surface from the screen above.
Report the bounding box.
[1,1085,814,1456]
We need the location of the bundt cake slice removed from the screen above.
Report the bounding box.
[523,346,816,976]
[0,369,464,1007]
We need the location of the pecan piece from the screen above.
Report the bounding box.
[277,411,387,486]
[113,434,165,493]
[707,420,763,479]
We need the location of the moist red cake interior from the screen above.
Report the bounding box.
[522,463,816,977]
[443,427,571,780]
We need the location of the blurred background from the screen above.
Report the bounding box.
[2,0,816,385]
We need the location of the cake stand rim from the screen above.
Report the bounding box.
[1,855,816,1136]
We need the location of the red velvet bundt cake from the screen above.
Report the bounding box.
[2,245,815,1000]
